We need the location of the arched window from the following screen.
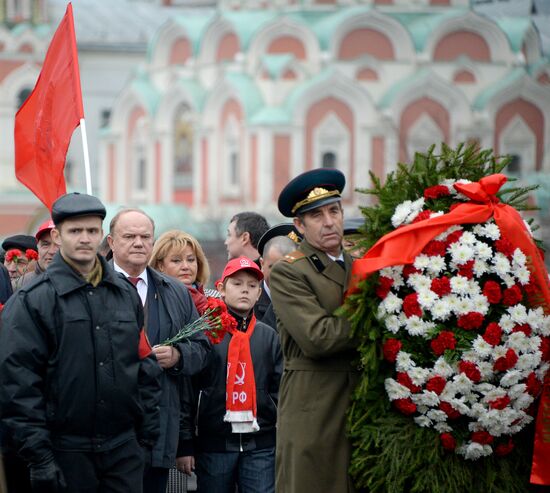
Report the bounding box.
[499,117,536,177]
[407,113,444,160]
[173,105,193,189]
[322,151,337,168]
[17,87,32,109]
[132,118,148,192]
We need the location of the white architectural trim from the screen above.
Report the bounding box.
[197,15,238,68]
[0,61,40,110]
[149,20,190,70]
[499,115,537,176]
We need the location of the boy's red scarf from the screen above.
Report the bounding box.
[224,314,259,433]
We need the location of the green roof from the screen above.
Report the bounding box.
[250,106,290,126]
[131,69,160,115]
[261,54,295,79]
[221,10,277,50]
[225,72,264,120]
[495,17,533,53]
[473,68,525,110]
[285,67,337,113]
[379,68,431,108]
[528,57,550,75]
[309,6,370,51]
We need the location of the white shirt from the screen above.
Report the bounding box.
[262,280,271,300]
[327,252,345,263]
[113,262,148,306]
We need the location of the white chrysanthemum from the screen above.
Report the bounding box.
[508,332,531,353]
[500,370,522,387]
[427,409,448,422]
[471,294,489,315]
[508,383,527,400]
[459,442,492,460]
[482,388,507,403]
[408,367,430,386]
[499,314,515,333]
[516,352,541,372]
[380,266,401,277]
[384,378,411,400]
[450,276,471,295]
[472,337,493,358]
[515,267,531,285]
[474,241,493,261]
[454,297,474,315]
[480,223,501,241]
[433,357,455,378]
[377,304,388,320]
[469,402,486,418]
[508,304,528,324]
[449,243,475,265]
[396,351,416,372]
[434,422,453,433]
[426,255,446,275]
[384,315,402,334]
[431,299,453,321]
[453,373,474,393]
[513,393,534,411]
[408,273,432,292]
[413,254,431,271]
[414,415,432,427]
[527,308,544,332]
[493,253,511,277]
[460,231,477,245]
[528,335,542,353]
[407,197,426,223]
[473,260,490,277]
[541,316,550,337]
[477,361,495,380]
[405,316,430,337]
[417,289,438,310]
[536,362,550,381]
[391,200,414,228]
[499,274,517,289]
[512,248,527,267]
[382,292,403,314]
[491,345,509,360]
[411,390,439,407]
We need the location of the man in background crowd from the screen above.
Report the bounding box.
[19,219,59,287]
[225,212,269,264]
[2,235,37,288]
[108,208,211,493]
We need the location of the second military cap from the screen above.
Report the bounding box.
[2,234,38,253]
[257,223,302,257]
[278,168,345,218]
[52,192,107,225]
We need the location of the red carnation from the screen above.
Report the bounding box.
[25,249,38,261]
[412,210,432,224]
[502,285,522,306]
[426,375,447,395]
[445,230,463,246]
[495,238,515,257]
[376,276,394,299]
[524,278,539,297]
[403,264,420,279]
[382,338,402,363]
[512,324,532,336]
[397,372,421,393]
[439,401,461,419]
[430,331,457,356]
[431,277,451,297]
[471,430,494,445]
[457,260,474,279]
[482,280,502,304]
[526,372,543,396]
[540,337,550,362]
[482,322,502,346]
[489,395,511,410]
[5,249,23,263]
[458,360,481,382]
[495,438,515,457]
[440,433,456,451]
[493,348,519,372]
[403,293,422,318]
[457,312,484,331]
[422,240,447,257]
[424,185,451,200]
[393,398,417,416]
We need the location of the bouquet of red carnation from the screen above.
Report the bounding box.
[5,248,38,263]
[160,297,236,346]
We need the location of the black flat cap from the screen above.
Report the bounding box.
[344,218,364,236]
[278,168,345,217]
[52,193,106,225]
[2,234,37,253]
[257,223,302,257]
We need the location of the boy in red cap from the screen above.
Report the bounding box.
[181,256,282,493]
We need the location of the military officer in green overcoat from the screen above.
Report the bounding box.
[270,169,359,493]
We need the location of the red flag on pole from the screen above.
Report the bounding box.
[14,3,84,211]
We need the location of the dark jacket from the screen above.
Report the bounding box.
[254,282,271,322]
[144,267,211,468]
[190,312,282,453]
[0,264,12,303]
[0,253,162,466]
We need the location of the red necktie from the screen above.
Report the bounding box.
[128,276,140,286]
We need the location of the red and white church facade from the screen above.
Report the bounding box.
[100,0,550,221]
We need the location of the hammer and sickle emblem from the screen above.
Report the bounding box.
[235,362,246,386]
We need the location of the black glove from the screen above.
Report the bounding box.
[29,456,67,493]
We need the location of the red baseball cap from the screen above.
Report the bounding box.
[35,219,55,241]
[218,256,264,285]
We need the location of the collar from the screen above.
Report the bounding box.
[228,308,253,332]
[113,261,148,288]
[262,280,271,299]
[326,252,344,262]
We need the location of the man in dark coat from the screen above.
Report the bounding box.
[0,193,162,493]
[0,263,12,303]
[270,169,359,493]
[107,208,211,493]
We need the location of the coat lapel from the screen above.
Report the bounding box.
[300,241,348,287]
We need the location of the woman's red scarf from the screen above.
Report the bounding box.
[224,314,259,433]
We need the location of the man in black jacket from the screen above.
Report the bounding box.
[0,193,162,493]
[107,208,211,493]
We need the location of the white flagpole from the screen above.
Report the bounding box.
[80,118,92,195]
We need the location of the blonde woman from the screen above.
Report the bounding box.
[149,230,217,312]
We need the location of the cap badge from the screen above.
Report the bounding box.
[291,187,340,214]
[240,258,251,267]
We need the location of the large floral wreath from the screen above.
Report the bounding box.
[345,144,550,493]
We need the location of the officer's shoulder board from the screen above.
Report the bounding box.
[282,250,306,263]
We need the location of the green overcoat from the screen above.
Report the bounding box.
[270,240,359,493]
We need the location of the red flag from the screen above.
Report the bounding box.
[14,3,84,211]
